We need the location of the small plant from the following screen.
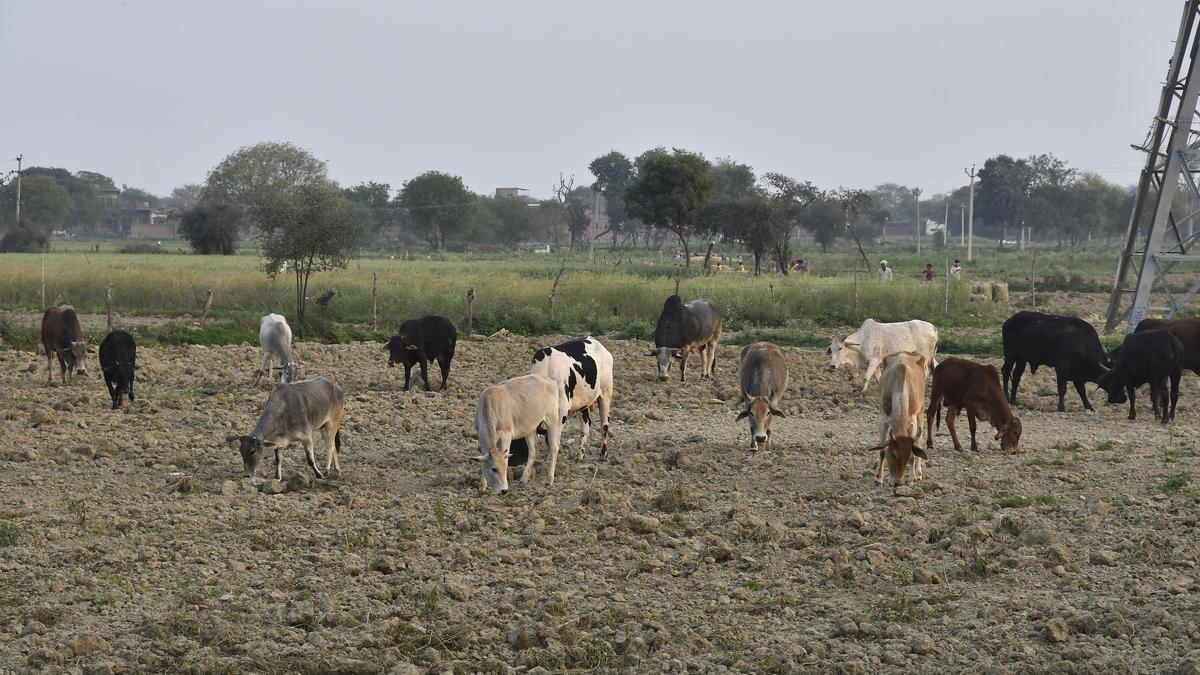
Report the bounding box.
[994,492,1031,509]
[1162,472,1192,494]
[1093,440,1115,452]
[433,498,447,527]
[66,499,89,528]
[421,585,439,617]
[1033,494,1060,507]
[0,521,21,547]
[341,528,372,551]
[872,596,919,624]
[652,484,700,512]
[741,579,762,591]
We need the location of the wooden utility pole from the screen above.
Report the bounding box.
[465,287,475,335]
[201,289,214,321]
[13,154,22,226]
[105,282,114,331]
[965,165,978,262]
[40,254,45,309]
[943,201,949,248]
[371,272,379,331]
[912,188,922,254]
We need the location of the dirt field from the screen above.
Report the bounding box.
[1,334,1198,674]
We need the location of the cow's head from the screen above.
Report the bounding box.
[61,339,89,374]
[736,396,784,450]
[1096,370,1126,404]
[827,337,859,371]
[238,435,271,478]
[995,416,1022,454]
[474,446,511,494]
[646,347,681,382]
[280,362,301,384]
[382,336,414,367]
[872,436,926,486]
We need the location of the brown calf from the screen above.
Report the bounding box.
[926,357,1022,453]
[872,352,927,487]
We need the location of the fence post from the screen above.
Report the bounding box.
[465,287,475,335]
[371,272,379,332]
[1030,250,1037,310]
[40,255,45,309]
[105,281,114,331]
[853,273,860,321]
[943,259,950,316]
[548,259,567,320]
[201,289,214,321]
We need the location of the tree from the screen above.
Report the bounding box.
[180,202,241,254]
[397,171,476,251]
[202,141,329,231]
[833,188,874,270]
[800,198,844,251]
[21,167,113,230]
[623,150,715,265]
[699,195,776,274]
[709,158,757,202]
[484,195,543,246]
[119,186,159,208]
[165,183,203,210]
[761,173,821,274]
[0,174,72,231]
[343,181,397,236]
[588,151,638,245]
[977,154,1032,247]
[256,183,363,334]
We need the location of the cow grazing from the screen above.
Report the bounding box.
[1097,329,1184,423]
[829,319,939,393]
[238,376,345,480]
[872,352,928,487]
[383,315,457,391]
[647,295,722,382]
[1135,317,1200,376]
[41,305,89,384]
[98,330,137,410]
[255,314,299,385]
[1001,311,1110,412]
[528,337,613,458]
[926,357,1022,453]
[474,374,568,494]
[735,342,788,451]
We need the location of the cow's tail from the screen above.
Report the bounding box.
[935,404,942,432]
[334,430,342,454]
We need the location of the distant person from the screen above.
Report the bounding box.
[799,259,811,274]
[950,259,962,280]
[923,263,935,283]
[877,260,893,282]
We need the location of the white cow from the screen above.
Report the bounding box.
[475,374,569,494]
[256,314,300,385]
[529,337,614,458]
[829,319,939,392]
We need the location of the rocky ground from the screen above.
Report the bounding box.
[0,333,1198,674]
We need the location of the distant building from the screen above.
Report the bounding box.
[95,186,120,203]
[495,187,528,199]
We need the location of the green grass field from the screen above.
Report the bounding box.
[0,237,1126,356]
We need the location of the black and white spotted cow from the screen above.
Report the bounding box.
[512,337,614,460]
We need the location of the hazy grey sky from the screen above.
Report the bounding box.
[0,1,1179,199]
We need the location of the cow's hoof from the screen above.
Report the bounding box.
[313,470,325,479]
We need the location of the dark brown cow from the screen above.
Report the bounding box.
[926,357,1022,454]
[1135,317,1200,376]
[40,305,89,384]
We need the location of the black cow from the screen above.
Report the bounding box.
[99,330,137,410]
[1001,311,1110,412]
[648,296,723,382]
[40,305,89,384]
[1135,317,1200,376]
[383,315,457,391]
[1097,329,1184,423]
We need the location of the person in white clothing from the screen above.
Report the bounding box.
[877,260,893,282]
[950,259,962,280]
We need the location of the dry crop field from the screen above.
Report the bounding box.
[1,333,1198,674]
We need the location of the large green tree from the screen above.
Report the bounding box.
[699,195,776,275]
[202,141,329,232]
[761,173,821,274]
[800,198,844,252]
[180,202,241,255]
[0,174,73,231]
[256,182,363,334]
[21,167,115,229]
[623,150,715,265]
[343,181,398,237]
[397,171,476,251]
[977,154,1032,246]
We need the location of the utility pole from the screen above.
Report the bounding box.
[964,165,978,262]
[13,154,23,226]
[959,204,965,247]
[912,188,922,254]
[942,201,949,248]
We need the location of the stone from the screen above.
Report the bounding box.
[372,557,397,575]
[29,408,57,427]
[68,634,111,657]
[1090,550,1118,566]
[283,601,316,627]
[900,516,927,537]
[625,514,660,534]
[1016,527,1057,548]
[259,480,287,495]
[845,510,866,529]
[910,635,935,655]
[286,472,312,492]
[1046,544,1072,565]
[1044,618,1070,643]
[913,568,939,584]
[21,620,46,636]
[220,480,238,496]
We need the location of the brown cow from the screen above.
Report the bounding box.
[926,357,1022,454]
[40,305,89,384]
[872,352,927,487]
[1135,317,1200,376]
[735,342,788,451]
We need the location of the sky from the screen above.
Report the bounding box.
[0,1,1180,200]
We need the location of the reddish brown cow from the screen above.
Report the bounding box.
[40,305,89,385]
[926,357,1022,454]
[1136,317,1200,376]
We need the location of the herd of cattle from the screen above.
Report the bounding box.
[32,295,1200,493]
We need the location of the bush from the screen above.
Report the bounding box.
[117,243,167,254]
[0,227,47,253]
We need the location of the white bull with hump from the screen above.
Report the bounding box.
[829,318,939,392]
[474,374,569,494]
[256,313,300,385]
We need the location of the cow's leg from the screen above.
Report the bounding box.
[104,375,118,410]
[1072,380,1094,412]
[128,371,136,401]
[575,410,591,460]
[519,432,539,484]
[322,425,339,475]
[1054,369,1069,412]
[1001,357,1013,399]
[1126,385,1137,420]
[1008,360,1027,404]
[402,362,413,391]
[875,448,886,487]
[1170,371,1181,421]
[545,418,563,485]
[45,349,53,383]
[303,437,324,479]
[678,348,691,382]
[862,358,882,394]
[274,446,283,481]
[597,391,611,459]
[437,354,450,391]
[419,357,431,391]
[966,410,980,452]
[946,406,964,452]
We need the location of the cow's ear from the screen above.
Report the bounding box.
[868,443,887,452]
[769,408,786,418]
[645,350,657,357]
[735,410,750,421]
[912,446,927,459]
[994,430,1003,440]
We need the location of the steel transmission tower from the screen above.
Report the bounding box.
[1106,0,1200,332]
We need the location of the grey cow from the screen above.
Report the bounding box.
[238,376,345,481]
[736,342,788,451]
[648,295,723,382]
